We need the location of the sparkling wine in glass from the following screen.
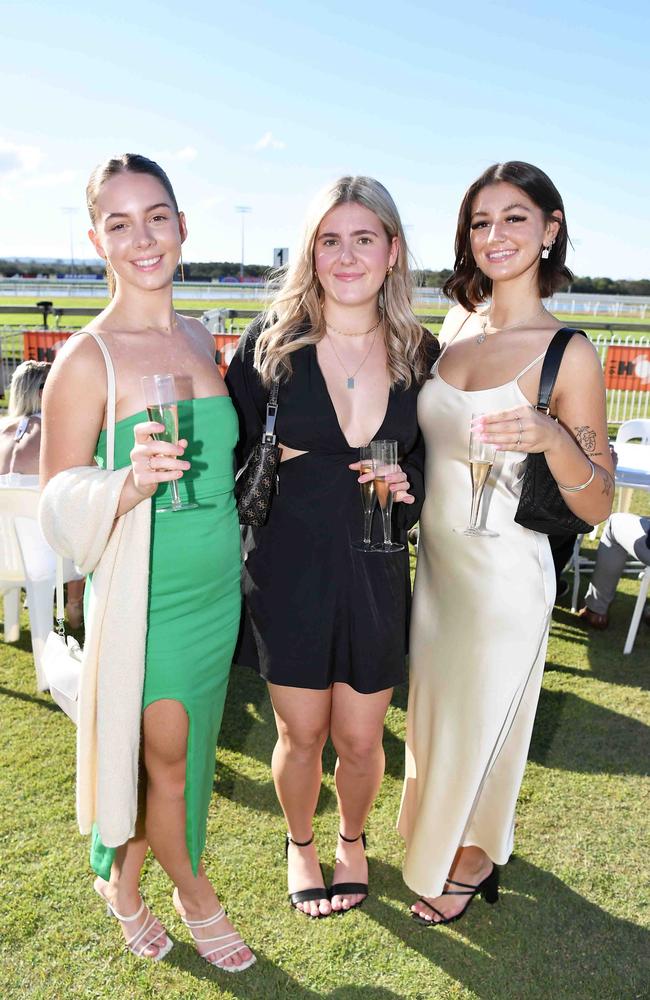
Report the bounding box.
[141,374,197,513]
[462,413,498,537]
[371,439,404,553]
[351,445,377,551]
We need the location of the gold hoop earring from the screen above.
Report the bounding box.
[179,249,185,283]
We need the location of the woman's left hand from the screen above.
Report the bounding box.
[348,461,415,504]
[473,406,562,455]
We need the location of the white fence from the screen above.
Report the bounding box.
[590,334,650,424]
[2,328,648,425]
[1,281,650,316]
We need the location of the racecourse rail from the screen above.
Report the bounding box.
[0,301,648,425]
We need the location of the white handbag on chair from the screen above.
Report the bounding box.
[43,558,83,723]
[42,331,116,724]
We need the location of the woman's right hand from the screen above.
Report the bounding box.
[130,421,190,497]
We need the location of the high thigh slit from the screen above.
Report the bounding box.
[89,396,241,880]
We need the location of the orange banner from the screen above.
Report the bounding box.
[604,346,650,391]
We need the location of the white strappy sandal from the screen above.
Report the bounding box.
[173,888,256,973]
[94,880,173,961]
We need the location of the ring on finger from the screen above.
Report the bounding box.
[147,456,155,472]
[515,415,523,447]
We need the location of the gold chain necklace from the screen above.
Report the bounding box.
[476,307,546,345]
[326,324,379,389]
[325,317,382,338]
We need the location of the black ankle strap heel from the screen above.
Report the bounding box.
[338,830,367,848]
[284,833,329,918]
[285,832,314,855]
[329,831,369,911]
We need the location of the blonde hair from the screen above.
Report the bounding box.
[86,153,180,296]
[8,361,50,418]
[254,176,428,387]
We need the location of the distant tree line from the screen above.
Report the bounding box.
[1,259,649,296]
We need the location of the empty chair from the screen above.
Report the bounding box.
[615,419,650,447]
[623,566,650,655]
[0,485,80,691]
[615,419,650,513]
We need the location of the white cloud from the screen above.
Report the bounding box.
[252,131,286,152]
[21,168,79,190]
[155,146,199,164]
[0,143,78,200]
[0,139,43,178]
[201,194,224,208]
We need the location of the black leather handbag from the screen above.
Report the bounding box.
[234,379,281,527]
[514,328,594,538]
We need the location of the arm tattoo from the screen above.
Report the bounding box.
[601,471,613,497]
[574,425,598,454]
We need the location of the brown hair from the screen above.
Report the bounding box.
[443,161,573,311]
[86,154,180,296]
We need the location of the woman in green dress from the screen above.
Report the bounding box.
[41,154,255,972]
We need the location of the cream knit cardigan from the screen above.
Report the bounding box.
[39,466,151,847]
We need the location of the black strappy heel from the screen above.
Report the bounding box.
[328,831,369,913]
[412,865,499,926]
[285,833,330,919]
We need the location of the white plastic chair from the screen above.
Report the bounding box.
[0,486,79,691]
[623,565,650,655]
[615,419,650,512]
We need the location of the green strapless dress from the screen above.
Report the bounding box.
[89,396,241,880]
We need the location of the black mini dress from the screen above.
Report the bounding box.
[225,324,438,694]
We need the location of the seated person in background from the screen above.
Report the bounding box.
[578,513,650,629]
[0,360,85,627]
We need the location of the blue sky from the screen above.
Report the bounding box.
[1,0,648,277]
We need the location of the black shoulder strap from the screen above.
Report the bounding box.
[536,328,586,413]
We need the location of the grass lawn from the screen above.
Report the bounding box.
[1,490,649,999]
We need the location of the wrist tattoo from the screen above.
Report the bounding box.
[600,468,614,497]
[574,425,598,454]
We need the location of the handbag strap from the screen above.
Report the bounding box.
[535,327,586,414]
[55,554,66,636]
[81,330,117,471]
[263,379,280,444]
[53,330,118,633]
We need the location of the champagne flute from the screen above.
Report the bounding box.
[141,374,197,513]
[351,445,377,551]
[461,413,498,537]
[371,439,405,553]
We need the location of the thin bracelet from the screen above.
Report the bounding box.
[557,459,596,493]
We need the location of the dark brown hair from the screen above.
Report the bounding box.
[86,154,179,296]
[443,161,573,311]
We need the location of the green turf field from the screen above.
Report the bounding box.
[1,503,648,999]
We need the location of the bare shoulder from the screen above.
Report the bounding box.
[50,330,107,383]
[181,315,215,353]
[44,330,107,413]
[558,329,602,378]
[439,304,474,346]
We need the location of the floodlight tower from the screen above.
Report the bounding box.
[61,206,79,276]
[235,205,252,282]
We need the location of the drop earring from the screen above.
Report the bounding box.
[179,249,185,282]
[541,241,554,260]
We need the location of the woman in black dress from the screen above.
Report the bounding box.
[226,176,437,918]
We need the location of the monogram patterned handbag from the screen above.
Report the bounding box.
[235,379,280,527]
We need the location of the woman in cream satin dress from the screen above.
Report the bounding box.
[398,162,613,925]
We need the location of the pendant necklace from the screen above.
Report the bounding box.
[476,306,546,345]
[326,322,380,389]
